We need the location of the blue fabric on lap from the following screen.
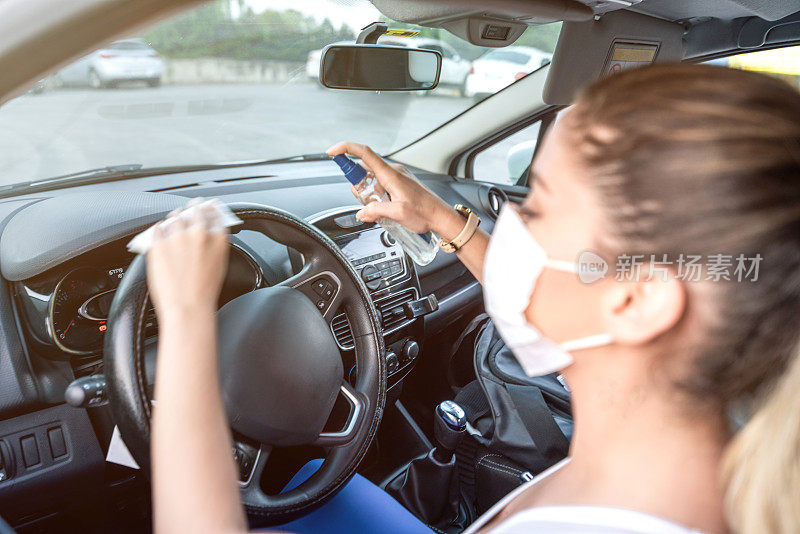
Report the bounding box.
[263,459,434,534]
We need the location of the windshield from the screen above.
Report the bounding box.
[483,50,532,64]
[0,0,560,188]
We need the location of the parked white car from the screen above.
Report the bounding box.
[464,46,552,99]
[306,41,353,81]
[379,37,472,92]
[56,38,163,89]
[307,37,472,94]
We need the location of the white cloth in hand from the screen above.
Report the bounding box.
[127,198,242,254]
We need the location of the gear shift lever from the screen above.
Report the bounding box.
[433,400,467,463]
[384,400,469,528]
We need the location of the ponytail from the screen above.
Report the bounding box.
[722,352,800,534]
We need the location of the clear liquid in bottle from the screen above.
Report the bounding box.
[333,155,438,266]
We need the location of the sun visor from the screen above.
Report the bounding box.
[543,10,685,105]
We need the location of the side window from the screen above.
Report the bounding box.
[472,120,542,186]
[706,46,800,89]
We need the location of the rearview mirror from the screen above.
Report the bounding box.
[320,45,441,91]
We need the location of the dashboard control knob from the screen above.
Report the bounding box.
[361,265,382,290]
[386,351,400,374]
[401,340,419,362]
[380,231,396,247]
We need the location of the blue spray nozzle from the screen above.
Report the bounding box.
[333,154,367,186]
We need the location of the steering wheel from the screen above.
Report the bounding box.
[103,203,386,526]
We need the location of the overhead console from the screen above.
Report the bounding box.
[369,0,645,47]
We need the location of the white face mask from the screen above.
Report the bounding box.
[482,205,613,377]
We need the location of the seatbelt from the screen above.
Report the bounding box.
[506,383,570,463]
[446,313,490,393]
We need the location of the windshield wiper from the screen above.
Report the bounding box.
[0,164,145,193]
[0,153,335,198]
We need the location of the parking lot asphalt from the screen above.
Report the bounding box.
[0,82,474,186]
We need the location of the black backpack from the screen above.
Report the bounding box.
[451,316,573,514]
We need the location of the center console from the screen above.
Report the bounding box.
[310,208,435,387]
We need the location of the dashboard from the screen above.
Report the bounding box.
[14,208,424,377]
[0,158,505,525]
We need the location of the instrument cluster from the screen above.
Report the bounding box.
[50,266,128,354]
[19,244,262,357]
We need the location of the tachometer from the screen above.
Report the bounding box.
[49,267,111,354]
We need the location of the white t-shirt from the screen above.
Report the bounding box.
[463,459,704,534]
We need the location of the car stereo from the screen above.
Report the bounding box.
[334,226,409,291]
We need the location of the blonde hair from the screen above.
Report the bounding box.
[723,351,800,533]
[570,63,800,533]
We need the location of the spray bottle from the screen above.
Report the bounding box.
[333,155,438,266]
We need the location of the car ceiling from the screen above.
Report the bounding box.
[371,0,800,25]
[371,0,800,65]
[631,0,800,23]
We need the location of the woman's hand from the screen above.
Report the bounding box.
[148,200,247,534]
[146,201,230,321]
[327,142,465,240]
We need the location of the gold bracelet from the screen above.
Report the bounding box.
[438,204,481,253]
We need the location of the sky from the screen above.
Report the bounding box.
[238,0,381,30]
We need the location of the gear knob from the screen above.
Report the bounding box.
[433,400,466,462]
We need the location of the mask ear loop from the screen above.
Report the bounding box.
[561,333,614,352]
[542,258,615,352]
[544,259,580,273]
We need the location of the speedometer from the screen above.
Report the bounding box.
[49,267,111,354]
[45,245,261,356]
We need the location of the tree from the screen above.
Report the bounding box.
[142,1,357,62]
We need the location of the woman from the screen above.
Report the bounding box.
[147,63,800,534]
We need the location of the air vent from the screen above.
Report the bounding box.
[147,174,275,192]
[331,314,354,349]
[376,288,418,332]
[485,187,507,218]
[149,183,200,192]
[329,287,419,350]
[213,174,273,184]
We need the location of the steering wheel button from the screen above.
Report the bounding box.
[315,299,327,310]
[312,279,327,295]
[322,284,334,299]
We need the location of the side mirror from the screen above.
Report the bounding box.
[320,44,441,91]
[507,140,537,183]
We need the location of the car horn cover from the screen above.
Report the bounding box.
[217,286,343,446]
